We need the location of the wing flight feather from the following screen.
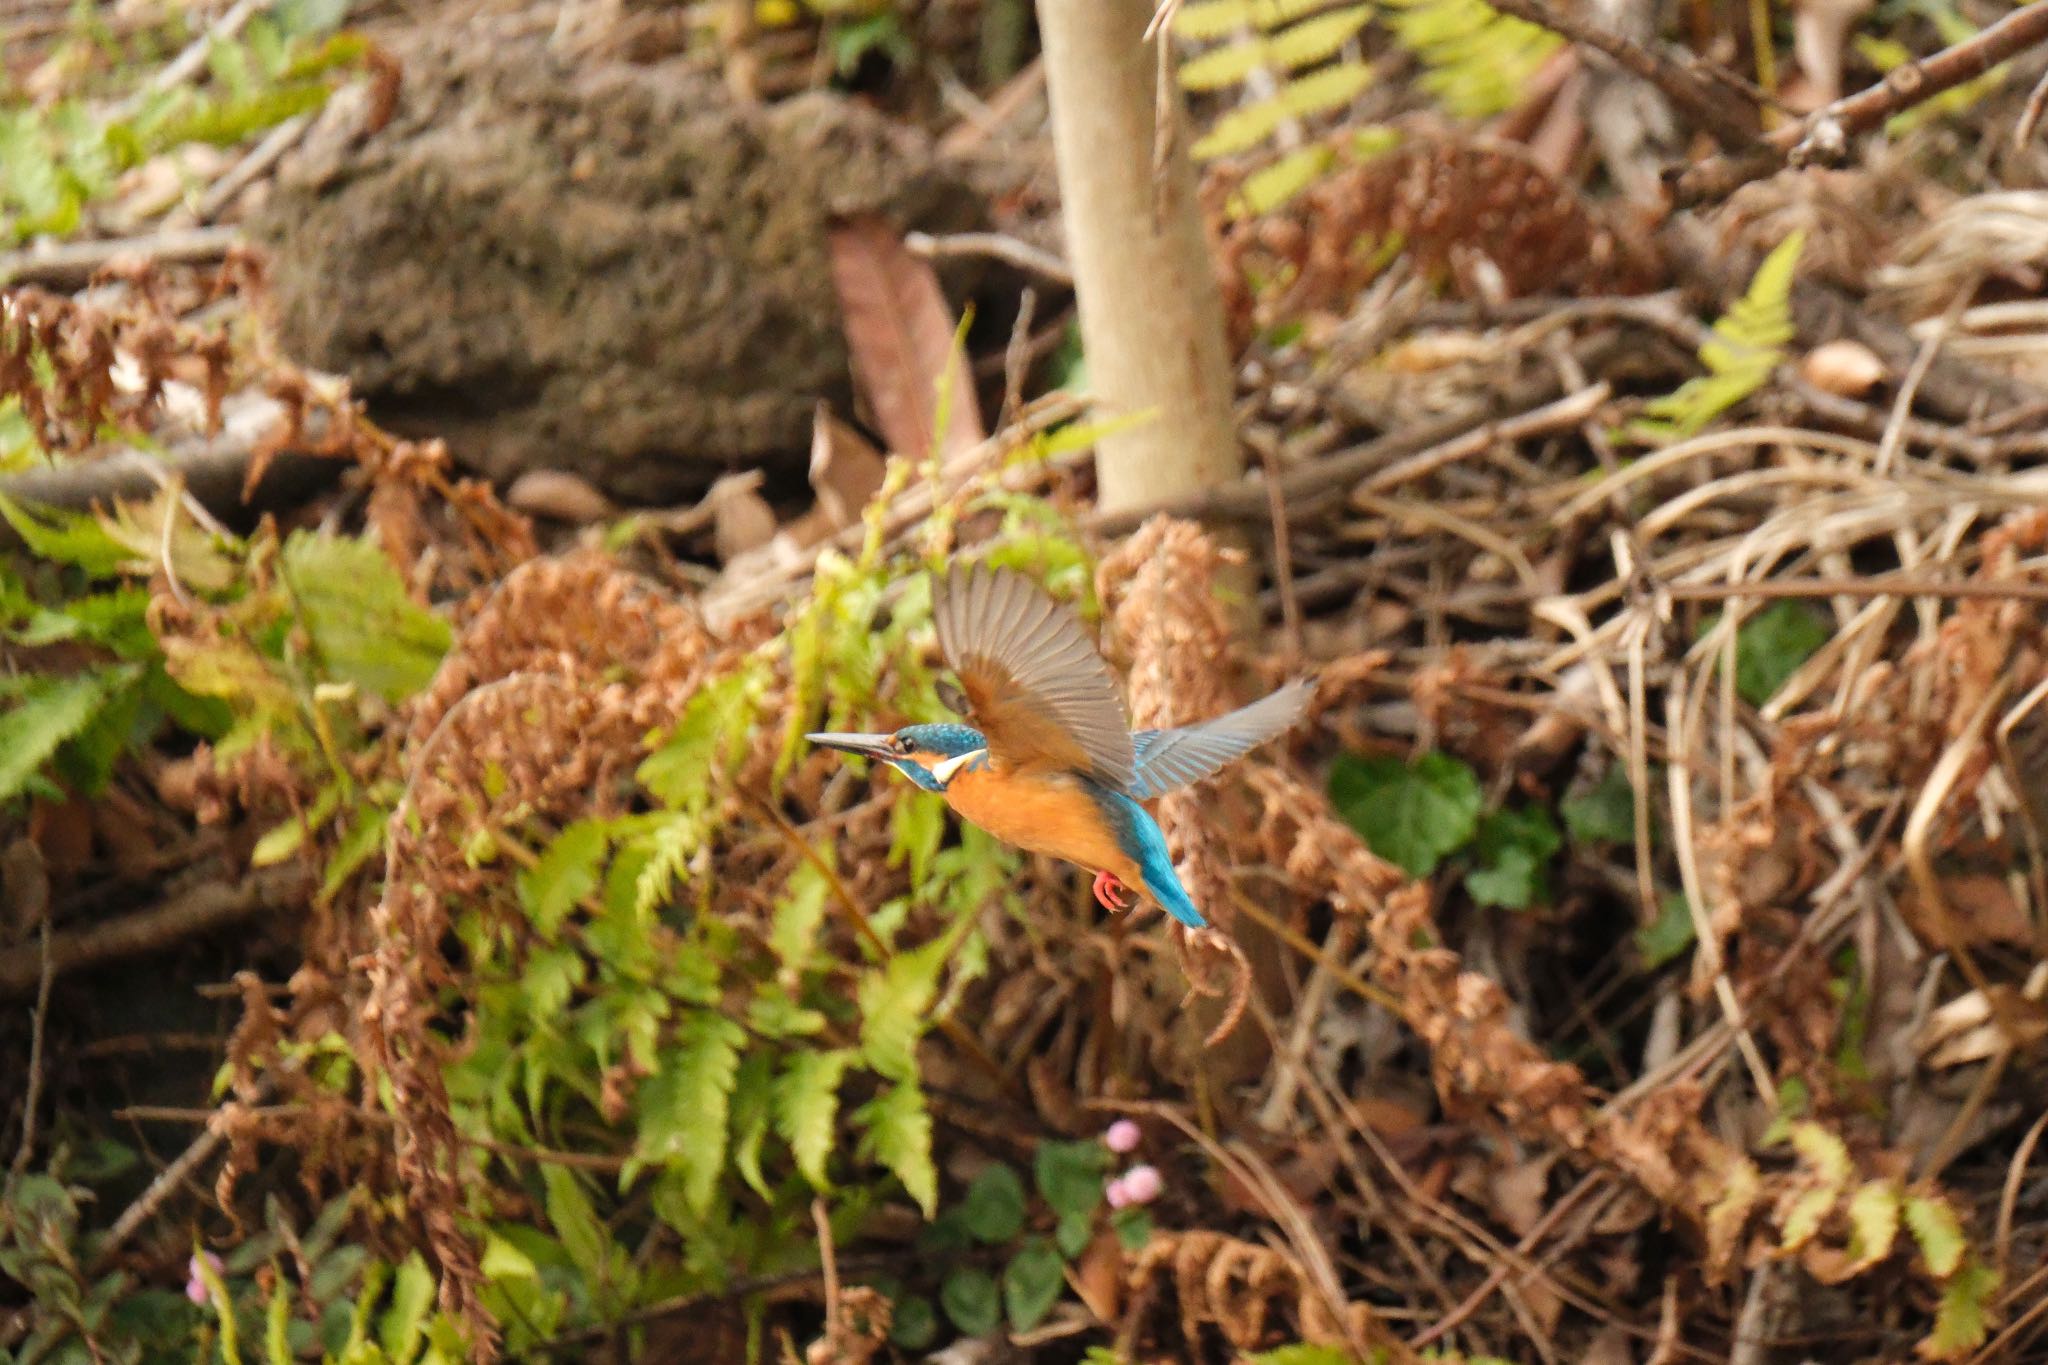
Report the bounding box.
[931,565,1135,788]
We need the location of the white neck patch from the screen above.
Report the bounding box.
[930,748,986,785]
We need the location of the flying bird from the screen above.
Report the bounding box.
[806,565,1312,929]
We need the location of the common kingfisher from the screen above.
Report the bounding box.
[806,565,1312,929]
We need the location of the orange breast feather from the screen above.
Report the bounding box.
[944,766,1139,882]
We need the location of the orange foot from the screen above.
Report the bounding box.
[1092,870,1132,911]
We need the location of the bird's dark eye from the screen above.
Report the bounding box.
[893,736,913,754]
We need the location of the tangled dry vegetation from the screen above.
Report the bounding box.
[6,2,2048,1364]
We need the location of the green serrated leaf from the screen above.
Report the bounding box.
[541,1167,606,1282]
[1246,1345,1357,1365]
[0,669,122,803]
[1905,1194,1968,1278]
[856,1081,937,1216]
[380,1252,436,1362]
[1328,750,1481,877]
[0,492,137,575]
[279,532,451,702]
[1634,231,1805,441]
[518,820,609,938]
[771,856,833,973]
[961,1164,1027,1244]
[774,1047,854,1192]
[858,932,951,1080]
[1922,1259,1999,1360]
[1791,1121,1853,1187]
[1002,1237,1064,1333]
[729,1049,775,1201]
[635,1011,746,1215]
[939,1265,1000,1335]
[1844,1180,1901,1273]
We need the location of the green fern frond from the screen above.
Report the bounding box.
[1173,0,1340,42]
[1378,0,1560,118]
[1634,231,1805,443]
[1192,61,1374,158]
[1179,4,1372,90]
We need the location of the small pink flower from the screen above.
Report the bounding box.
[1105,1174,1134,1209]
[1119,1164,1163,1206]
[185,1250,223,1306]
[1103,1120,1142,1154]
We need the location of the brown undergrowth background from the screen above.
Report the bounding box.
[5,1,2048,1363]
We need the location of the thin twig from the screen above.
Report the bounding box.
[1670,1,2048,206]
[0,864,313,999]
[905,231,1074,286]
[0,224,242,286]
[1482,0,1763,146]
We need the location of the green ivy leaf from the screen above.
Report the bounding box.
[961,1164,1026,1244]
[1562,765,1637,845]
[279,532,451,702]
[1327,750,1480,877]
[518,820,610,939]
[939,1266,1000,1336]
[774,1047,854,1192]
[890,1293,939,1350]
[1033,1140,1107,1222]
[1002,1237,1064,1333]
[1465,804,1560,909]
[855,1081,937,1216]
[635,1012,746,1216]
[1055,1210,1092,1258]
[1636,892,1697,970]
[1724,600,1831,706]
[1464,847,1540,909]
[1112,1207,1153,1252]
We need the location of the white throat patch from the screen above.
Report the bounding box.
[930,748,986,785]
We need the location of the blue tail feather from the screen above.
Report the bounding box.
[1091,785,1207,929]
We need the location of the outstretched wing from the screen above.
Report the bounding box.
[930,565,1135,788]
[1126,679,1314,799]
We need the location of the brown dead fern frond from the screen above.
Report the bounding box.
[1126,1229,1380,1356]
[1216,137,1660,344]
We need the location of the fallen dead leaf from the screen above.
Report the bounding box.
[506,469,615,523]
[826,215,986,463]
[809,403,889,530]
[1069,1227,1123,1322]
[708,471,780,566]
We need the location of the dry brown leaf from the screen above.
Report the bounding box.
[1800,338,1888,395]
[505,469,615,523]
[826,215,985,463]
[1069,1227,1124,1322]
[708,471,780,566]
[809,402,889,529]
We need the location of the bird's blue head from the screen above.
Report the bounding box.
[806,722,988,791]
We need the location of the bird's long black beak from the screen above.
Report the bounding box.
[805,732,898,762]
